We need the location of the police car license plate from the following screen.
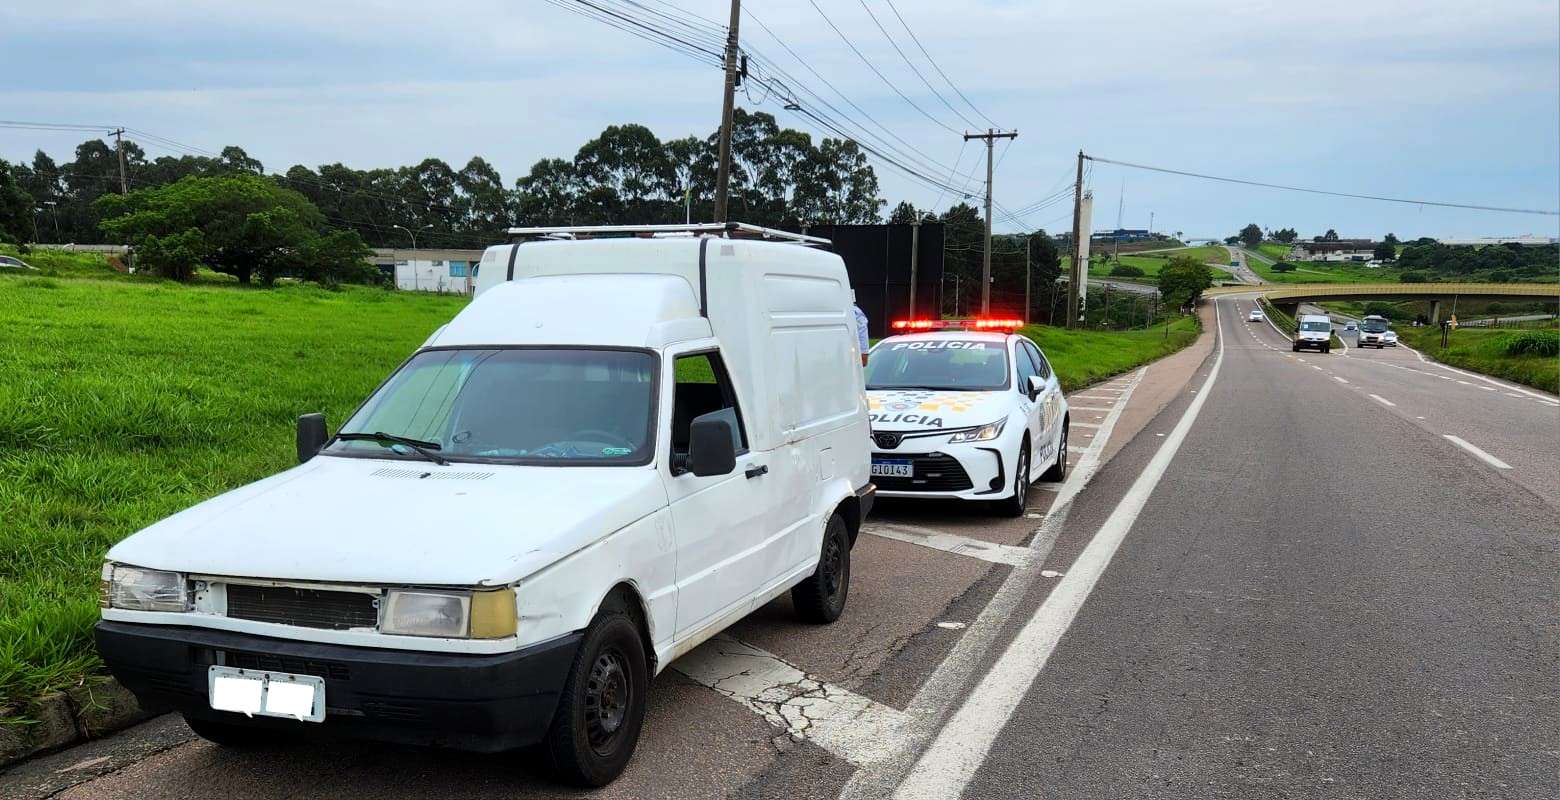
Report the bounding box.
[207,665,326,722]
[871,459,913,478]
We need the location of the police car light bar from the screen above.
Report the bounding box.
[892,318,1024,332]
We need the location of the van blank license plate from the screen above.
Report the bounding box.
[208,666,325,722]
[871,459,913,478]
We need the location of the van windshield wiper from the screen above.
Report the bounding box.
[335,432,449,466]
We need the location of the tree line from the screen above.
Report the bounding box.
[1,109,885,255]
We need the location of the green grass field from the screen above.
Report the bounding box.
[1398,326,1559,394]
[1250,242,1292,263]
[1082,250,1234,284]
[0,276,468,714]
[0,271,1206,714]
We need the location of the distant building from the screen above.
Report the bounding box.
[369,248,487,294]
[1437,236,1555,247]
[1293,240,1375,262]
[1091,228,1152,242]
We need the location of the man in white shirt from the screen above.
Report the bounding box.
[852,294,870,366]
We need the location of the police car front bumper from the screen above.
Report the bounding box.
[870,429,1021,501]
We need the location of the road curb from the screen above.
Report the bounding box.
[0,678,154,769]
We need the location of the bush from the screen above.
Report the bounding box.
[1499,331,1560,358]
[1400,271,1428,283]
[1362,302,1413,321]
[1108,264,1145,277]
[1271,261,1297,273]
[1487,270,1514,283]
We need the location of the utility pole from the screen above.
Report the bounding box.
[964,128,1018,315]
[1112,178,1124,264]
[712,0,742,222]
[112,128,128,194]
[1068,150,1085,328]
[1024,233,1031,325]
[909,220,921,319]
[1149,211,1155,238]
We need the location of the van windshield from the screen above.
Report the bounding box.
[1299,320,1332,332]
[866,339,1010,391]
[1361,318,1390,333]
[325,348,656,464]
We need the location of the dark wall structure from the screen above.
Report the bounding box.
[797,223,946,339]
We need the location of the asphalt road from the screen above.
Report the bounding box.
[5,297,1554,799]
[962,294,1558,799]
[1223,247,1269,285]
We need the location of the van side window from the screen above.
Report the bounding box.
[671,352,748,459]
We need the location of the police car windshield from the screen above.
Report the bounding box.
[866,339,1010,391]
[326,348,655,464]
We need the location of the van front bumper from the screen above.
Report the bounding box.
[95,620,580,752]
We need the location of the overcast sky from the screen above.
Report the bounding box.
[3,0,1557,241]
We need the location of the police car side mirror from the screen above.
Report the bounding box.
[1026,375,1045,400]
[687,414,737,477]
[297,413,328,463]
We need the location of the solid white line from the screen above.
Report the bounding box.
[1407,343,1560,402]
[1368,393,1396,407]
[1442,435,1513,470]
[838,362,1153,799]
[864,524,1031,567]
[676,636,911,766]
[1066,406,1115,412]
[887,302,1228,800]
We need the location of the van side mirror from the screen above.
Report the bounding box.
[297,413,328,463]
[687,413,737,477]
[1026,375,1045,400]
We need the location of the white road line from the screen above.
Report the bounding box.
[1334,376,1349,384]
[883,302,1229,800]
[1067,406,1115,412]
[1480,386,1496,392]
[1407,343,1560,402]
[1069,421,1102,428]
[1442,435,1513,470]
[839,361,1153,800]
[1368,393,1396,407]
[863,524,1031,567]
[675,636,911,766]
[1312,365,1323,371]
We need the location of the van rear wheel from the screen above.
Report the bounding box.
[793,514,851,624]
[544,608,648,786]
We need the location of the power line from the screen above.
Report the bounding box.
[880,0,999,129]
[1089,154,1560,217]
[801,0,963,135]
[852,0,981,130]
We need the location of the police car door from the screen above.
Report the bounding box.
[1020,340,1062,463]
[1013,340,1044,456]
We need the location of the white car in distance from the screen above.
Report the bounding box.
[865,319,1070,517]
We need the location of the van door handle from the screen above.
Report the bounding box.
[745,464,768,479]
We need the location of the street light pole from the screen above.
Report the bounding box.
[393,223,432,250]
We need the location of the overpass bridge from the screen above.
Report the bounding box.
[1206,283,1559,323]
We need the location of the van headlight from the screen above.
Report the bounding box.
[948,420,1006,443]
[381,588,517,639]
[101,563,189,612]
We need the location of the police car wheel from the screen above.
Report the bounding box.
[1042,423,1068,482]
[793,514,851,624]
[993,443,1029,517]
[545,606,648,786]
[183,714,293,748]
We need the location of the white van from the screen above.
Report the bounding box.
[95,223,875,786]
[1293,313,1333,353]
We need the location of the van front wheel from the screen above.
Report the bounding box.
[793,514,851,624]
[545,610,648,786]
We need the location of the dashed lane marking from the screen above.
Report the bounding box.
[1442,435,1513,470]
[1334,376,1349,384]
[1369,394,1396,407]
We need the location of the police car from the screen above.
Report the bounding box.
[865,319,1070,516]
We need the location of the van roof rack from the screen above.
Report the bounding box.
[504,222,832,246]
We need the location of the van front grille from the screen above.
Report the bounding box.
[225,584,379,631]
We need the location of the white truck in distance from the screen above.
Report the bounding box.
[1357,314,1392,348]
[95,223,876,787]
[1293,313,1334,353]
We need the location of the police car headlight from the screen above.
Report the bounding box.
[381,588,516,639]
[948,420,1006,443]
[101,563,189,612]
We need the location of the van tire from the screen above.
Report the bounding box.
[544,609,648,786]
[793,514,851,624]
[993,443,1030,517]
[1323,344,1331,353]
[183,715,291,748]
[1041,423,1068,482]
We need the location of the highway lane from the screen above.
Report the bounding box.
[1224,247,1269,285]
[958,293,1557,798]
